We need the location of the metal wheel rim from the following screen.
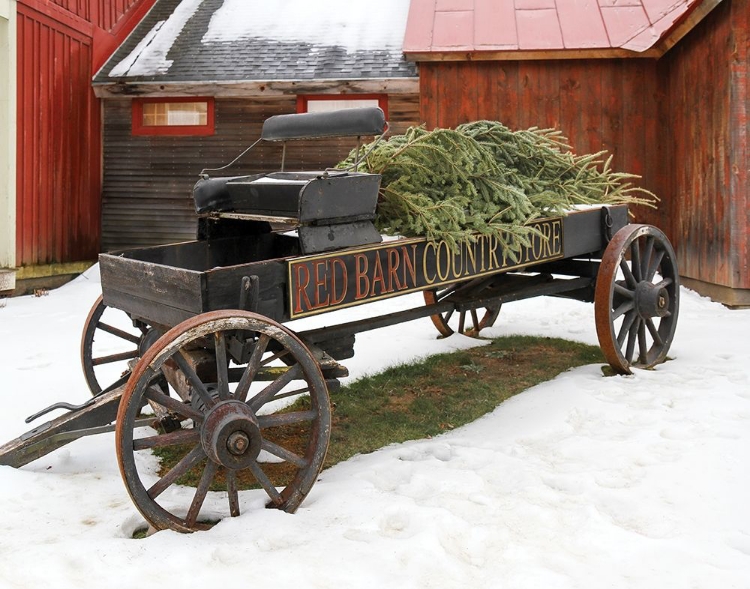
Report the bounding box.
[595,224,680,374]
[115,310,331,533]
[424,286,501,337]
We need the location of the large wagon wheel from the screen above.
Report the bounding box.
[115,310,331,533]
[595,224,679,374]
[81,295,147,395]
[423,284,501,337]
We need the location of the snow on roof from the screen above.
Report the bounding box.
[109,0,204,77]
[403,0,712,55]
[203,0,411,53]
[100,0,416,83]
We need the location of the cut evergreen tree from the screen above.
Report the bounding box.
[338,121,655,257]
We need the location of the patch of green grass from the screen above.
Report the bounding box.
[153,335,603,489]
[324,335,602,468]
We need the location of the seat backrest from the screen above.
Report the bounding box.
[261,107,386,141]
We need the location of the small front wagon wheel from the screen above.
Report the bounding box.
[595,224,680,374]
[115,311,331,533]
[81,295,147,395]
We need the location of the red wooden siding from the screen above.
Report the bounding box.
[16,6,101,266]
[419,59,660,218]
[15,0,153,267]
[656,0,748,290]
[94,0,142,31]
[419,0,750,293]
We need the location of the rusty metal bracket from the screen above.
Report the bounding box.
[601,206,614,244]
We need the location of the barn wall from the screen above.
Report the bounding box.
[16,4,100,266]
[101,95,420,251]
[14,0,152,270]
[657,0,748,291]
[419,59,660,221]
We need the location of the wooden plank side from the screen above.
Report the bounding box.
[205,260,288,322]
[99,254,204,316]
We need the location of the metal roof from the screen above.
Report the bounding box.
[403,0,718,56]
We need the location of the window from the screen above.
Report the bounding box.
[132,97,215,136]
[297,95,388,118]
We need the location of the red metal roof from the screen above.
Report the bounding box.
[404,0,707,54]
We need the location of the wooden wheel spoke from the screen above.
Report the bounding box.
[647,250,665,281]
[630,240,642,282]
[641,237,655,280]
[247,461,284,505]
[619,259,638,288]
[261,440,308,469]
[625,316,641,362]
[186,460,220,528]
[249,364,304,412]
[617,311,637,347]
[258,409,316,429]
[148,444,206,499]
[265,385,310,404]
[144,385,205,422]
[214,332,230,401]
[613,283,634,299]
[226,471,240,517]
[458,312,466,334]
[470,309,480,332]
[133,428,199,451]
[235,334,270,402]
[654,277,673,290]
[612,299,635,320]
[637,320,649,363]
[443,309,455,324]
[96,321,142,344]
[260,348,291,367]
[174,351,216,410]
[92,349,139,366]
[645,317,663,347]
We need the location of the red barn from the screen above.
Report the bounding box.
[404,0,749,307]
[6,0,156,293]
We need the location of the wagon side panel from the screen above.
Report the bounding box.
[100,253,204,327]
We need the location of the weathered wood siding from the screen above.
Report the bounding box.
[419,59,660,217]
[657,0,748,290]
[419,1,750,293]
[101,95,419,251]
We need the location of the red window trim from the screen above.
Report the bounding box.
[296,94,388,119]
[132,97,216,136]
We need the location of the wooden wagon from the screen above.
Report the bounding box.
[0,108,680,533]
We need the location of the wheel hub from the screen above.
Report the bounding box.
[200,400,261,470]
[635,281,670,319]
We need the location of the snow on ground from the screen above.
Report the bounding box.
[0,267,749,589]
